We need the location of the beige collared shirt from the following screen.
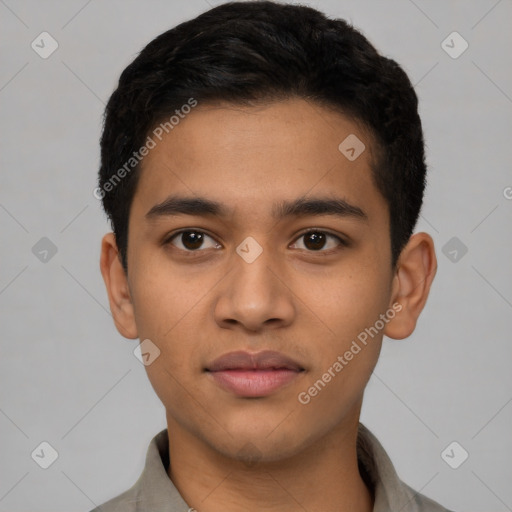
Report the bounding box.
[90,424,452,512]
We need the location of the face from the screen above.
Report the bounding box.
[114,98,401,461]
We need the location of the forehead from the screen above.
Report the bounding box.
[132,98,386,223]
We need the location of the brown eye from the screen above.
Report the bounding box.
[303,232,326,250]
[168,230,220,251]
[291,230,345,252]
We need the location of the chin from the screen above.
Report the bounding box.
[203,420,311,465]
[221,437,302,465]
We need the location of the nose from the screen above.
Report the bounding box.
[213,239,296,333]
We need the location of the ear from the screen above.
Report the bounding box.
[100,233,138,339]
[384,232,437,340]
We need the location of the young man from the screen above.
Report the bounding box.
[94,1,449,511]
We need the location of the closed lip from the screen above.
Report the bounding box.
[205,350,304,372]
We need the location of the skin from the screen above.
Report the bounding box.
[100,98,437,512]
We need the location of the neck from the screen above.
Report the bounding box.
[165,412,373,512]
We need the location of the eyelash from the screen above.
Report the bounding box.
[163,228,348,255]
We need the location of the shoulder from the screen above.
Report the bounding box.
[357,423,454,512]
[400,481,455,512]
[88,485,139,512]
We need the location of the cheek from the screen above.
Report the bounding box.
[131,270,207,421]
[129,262,207,391]
[308,262,391,342]
[129,255,202,339]
[296,263,390,399]
[294,275,387,432]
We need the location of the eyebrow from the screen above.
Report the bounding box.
[145,195,367,222]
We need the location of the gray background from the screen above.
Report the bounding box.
[1,0,511,510]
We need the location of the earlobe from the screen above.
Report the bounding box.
[384,232,437,340]
[99,233,138,339]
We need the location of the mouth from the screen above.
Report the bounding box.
[205,350,305,398]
